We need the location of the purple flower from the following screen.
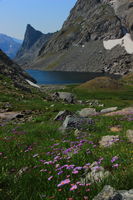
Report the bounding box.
[58,171,63,175]
[111,156,119,163]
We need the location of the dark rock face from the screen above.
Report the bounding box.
[15,24,53,67]
[0,33,22,58]
[30,0,133,75]
[0,49,36,88]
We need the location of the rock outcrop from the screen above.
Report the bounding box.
[30,0,133,74]
[15,24,53,67]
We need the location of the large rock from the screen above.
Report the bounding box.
[78,108,97,117]
[93,185,115,200]
[99,135,119,147]
[126,129,133,143]
[93,185,133,200]
[61,115,94,130]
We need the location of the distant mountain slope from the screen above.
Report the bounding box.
[0,33,22,58]
[15,24,53,67]
[30,0,133,75]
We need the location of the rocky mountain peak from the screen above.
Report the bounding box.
[16,24,43,58]
[23,24,43,50]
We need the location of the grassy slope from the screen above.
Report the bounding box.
[0,75,133,200]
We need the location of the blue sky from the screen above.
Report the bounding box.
[0,0,77,39]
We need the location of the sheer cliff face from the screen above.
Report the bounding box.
[31,0,133,74]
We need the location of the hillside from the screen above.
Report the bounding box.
[0,72,133,199]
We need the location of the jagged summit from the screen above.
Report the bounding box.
[15,24,53,67]
[16,24,43,58]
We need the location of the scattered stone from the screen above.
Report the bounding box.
[0,112,22,121]
[54,110,72,121]
[110,126,122,132]
[93,185,133,200]
[105,107,133,116]
[60,115,94,131]
[18,167,29,176]
[101,107,118,114]
[74,129,89,137]
[81,162,110,184]
[78,108,97,117]
[51,92,75,103]
[126,130,133,143]
[99,135,119,147]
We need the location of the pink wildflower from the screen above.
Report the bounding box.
[72,170,79,174]
[48,176,53,181]
[70,184,77,191]
[112,163,119,168]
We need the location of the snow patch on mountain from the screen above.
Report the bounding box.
[103,33,133,54]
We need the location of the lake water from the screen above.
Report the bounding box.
[26,69,120,85]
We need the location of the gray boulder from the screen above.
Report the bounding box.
[78,108,97,117]
[93,185,133,200]
[61,115,94,130]
[51,92,75,103]
[93,185,115,200]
